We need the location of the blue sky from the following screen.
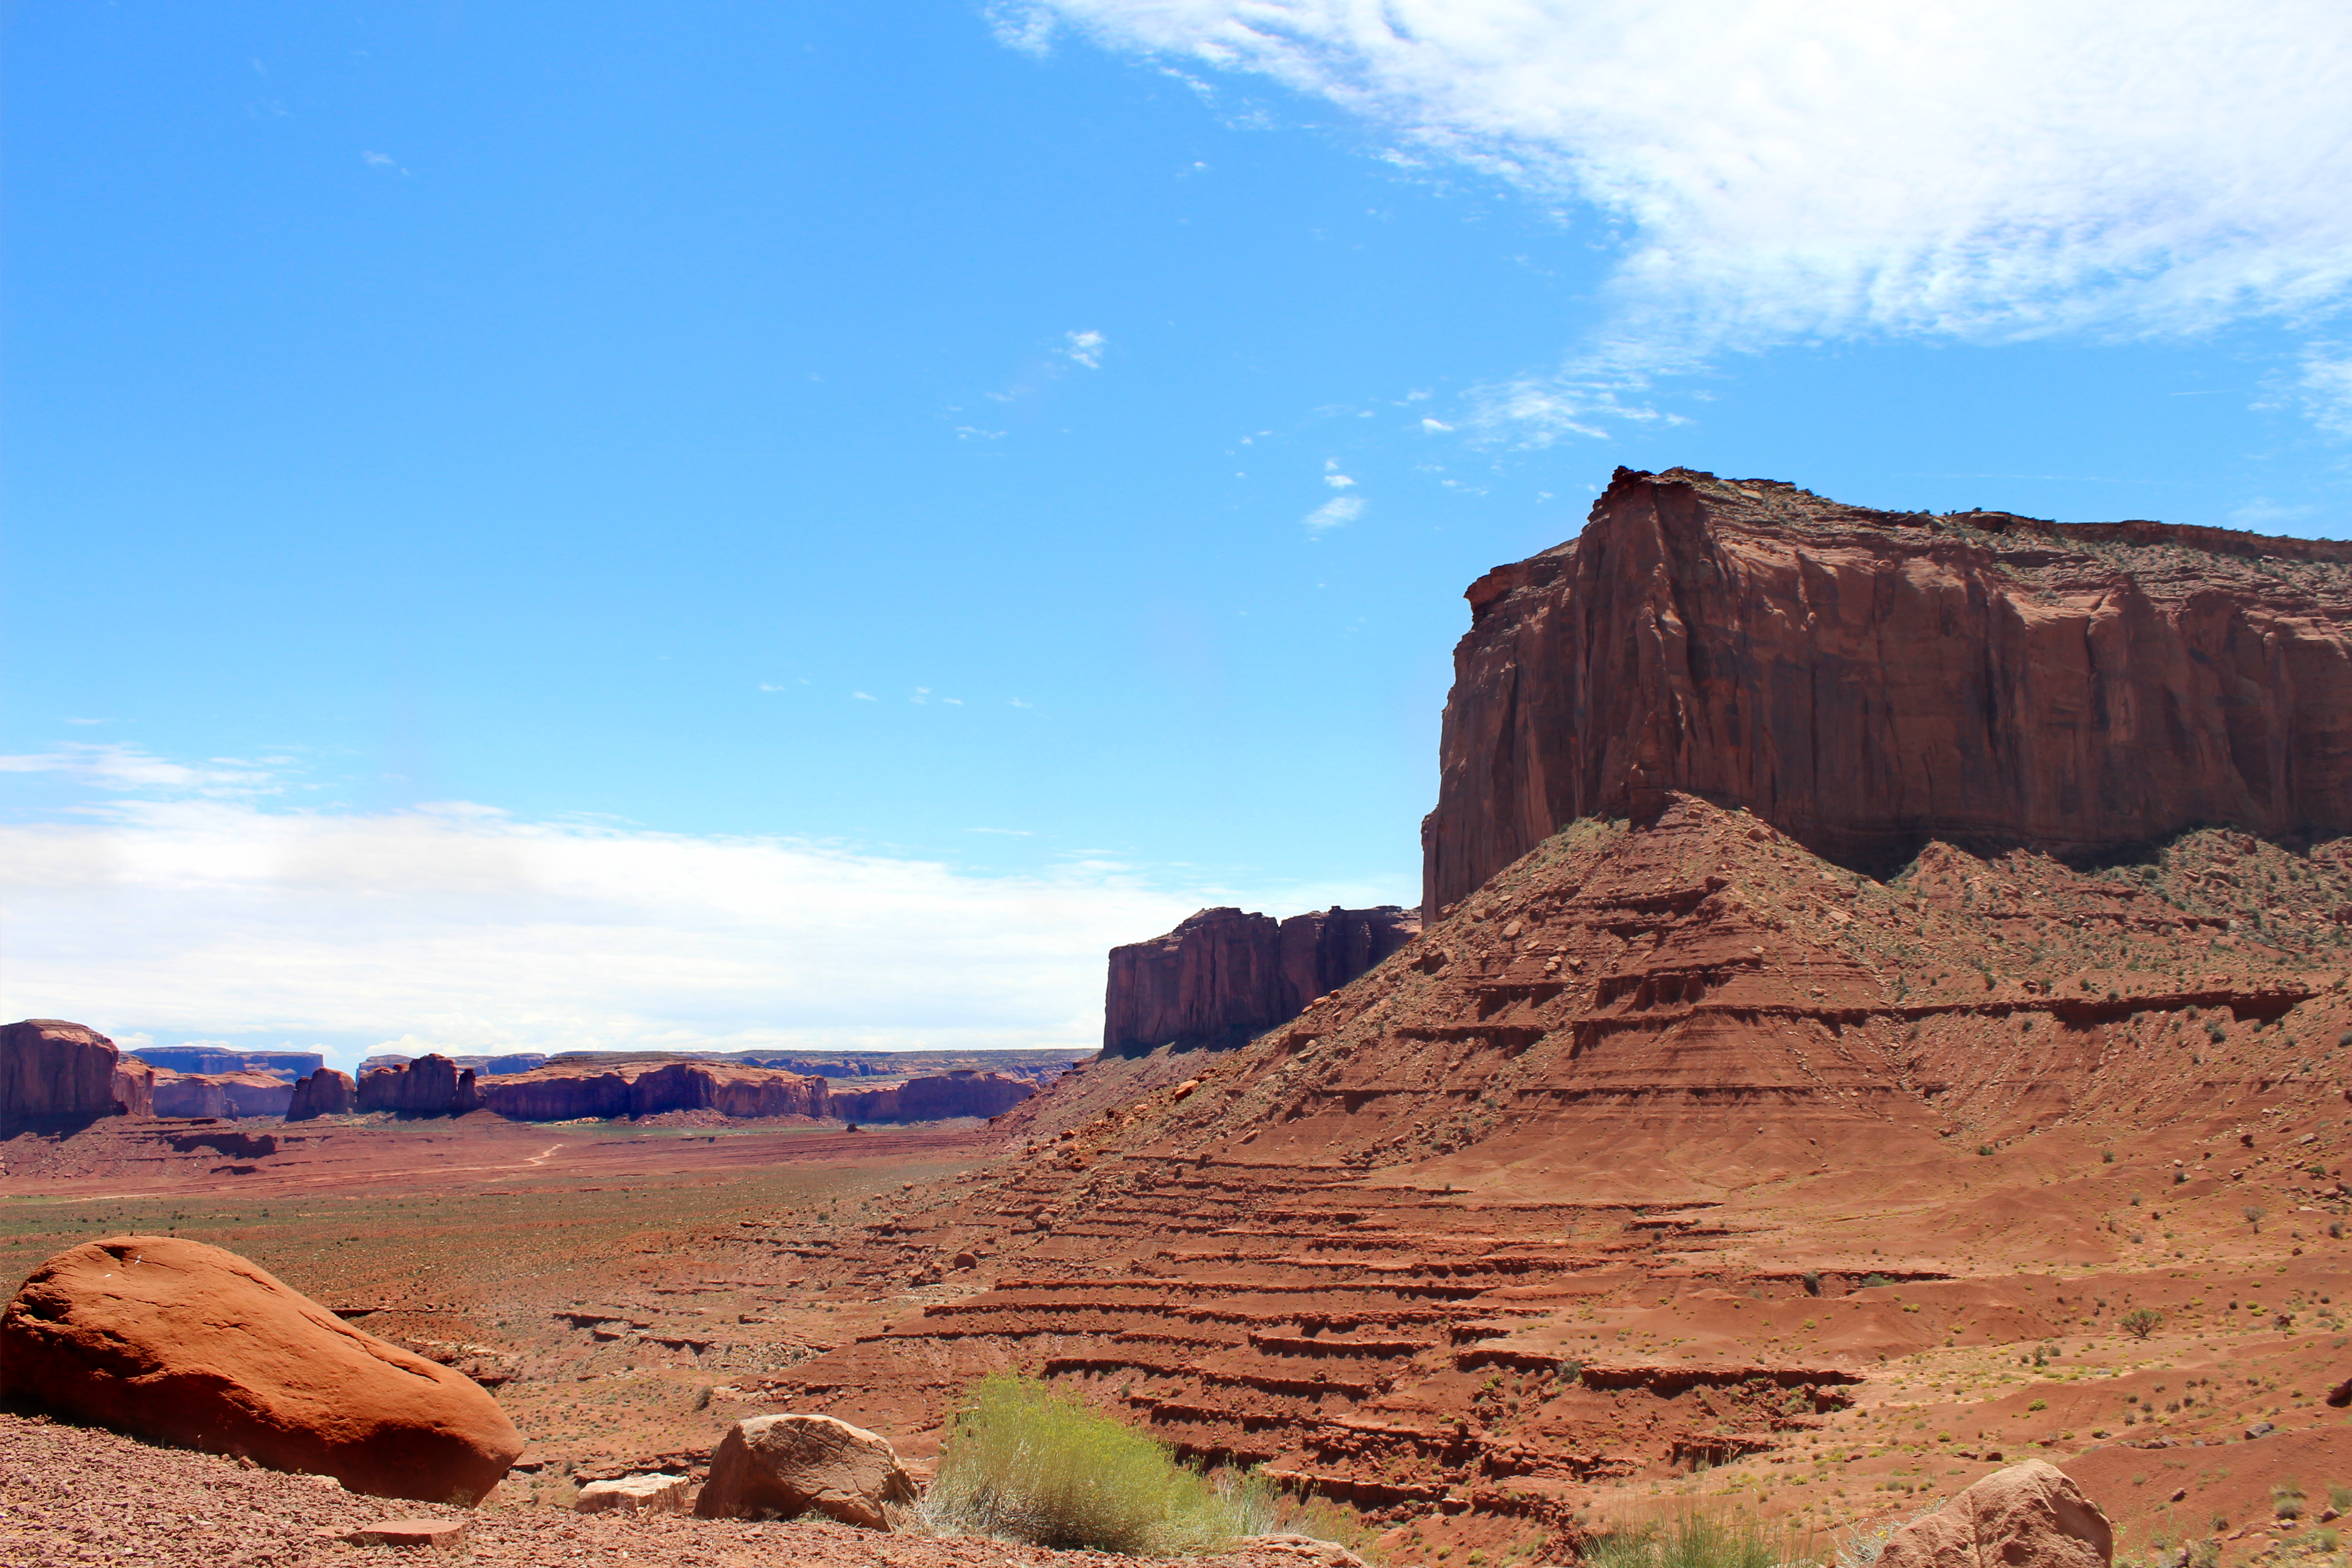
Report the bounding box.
[6,1,2349,1066]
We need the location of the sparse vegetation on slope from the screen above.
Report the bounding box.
[925,1373,1269,1554]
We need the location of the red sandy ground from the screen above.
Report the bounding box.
[12,798,2352,1567]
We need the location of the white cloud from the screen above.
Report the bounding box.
[1303,495,1364,530]
[0,786,1400,1070]
[1009,0,2352,370]
[1064,329,1107,368]
[1324,473,1356,488]
[360,150,394,167]
[1419,418,1454,433]
[853,691,877,701]
[0,799,1229,1068]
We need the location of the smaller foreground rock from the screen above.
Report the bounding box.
[0,1235,522,1504]
[339,1519,468,1550]
[1879,1460,2112,1568]
[694,1412,917,1529]
[575,1473,691,1514]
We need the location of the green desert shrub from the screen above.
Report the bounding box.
[1592,1509,1816,1568]
[925,1372,1269,1554]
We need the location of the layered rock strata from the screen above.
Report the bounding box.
[1,1019,152,1127]
[1423,467,2352,916]
[772,792,2352,1521]
[1104,905,1420,1056]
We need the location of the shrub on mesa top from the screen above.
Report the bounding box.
[924,1372,1267,1554]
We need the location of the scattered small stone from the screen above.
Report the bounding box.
[341,1518,469,1550]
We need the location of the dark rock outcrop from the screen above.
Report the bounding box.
[150,1071,295,1119]
[1103,905,1420,1056]
[286,1068,358,1121]
[475,1061,828,1122]
[1,1019,152,1128]
[831,1071,1036,1123]
[1421,466,2352,916]
[354,1054,482,1117]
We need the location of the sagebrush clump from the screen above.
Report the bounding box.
[924,1372,1270,1554]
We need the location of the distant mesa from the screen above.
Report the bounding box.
[358,1051,546,1077]
[132,1047,322,1082]
[1424,465,2352,915]
[150,1070,294,1120]
[1,1019,152,1131]
[1102,904,1420,1058]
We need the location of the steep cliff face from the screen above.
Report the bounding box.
[1102,905,1421,1056]
[832,1070,1035,1123]
[1422,467,2352,916]
[355,1054,482,1117]
[1,1020,151,1127]
[151,1071,295,1119]
[475,1061,828,1122]
[286,1068,357,1121]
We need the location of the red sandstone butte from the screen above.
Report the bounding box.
[474,1059,828,1122]
[0,1019,152,1127]
[1421,466,2352,917]
[355,1054,483,1117]
[286,1067,358,1121]
[1103,905,1419,1056]
[831,1070,1036,1123]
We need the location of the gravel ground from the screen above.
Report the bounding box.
[1,1414,1349,1568]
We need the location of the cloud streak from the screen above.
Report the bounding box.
[1006,0,2352,363]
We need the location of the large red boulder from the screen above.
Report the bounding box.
[1,1019,151,1126]
[0,1235,522,1504]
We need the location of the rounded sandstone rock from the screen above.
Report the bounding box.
[0,1235,522,1505]
[1878,1459,2112,1568]
[693,1412,916,1529]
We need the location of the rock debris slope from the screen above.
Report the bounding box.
[757,474,2352,1536]
[1422,467,2352,915]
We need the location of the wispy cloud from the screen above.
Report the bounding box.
[1063,329,1107,368]
[1303,495,1364,531]
[0,744,283,798]
[361,150,394,168]
[1009,0,2352,427]
[852,691,878,701]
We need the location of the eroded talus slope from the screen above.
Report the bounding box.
[1423,467,2352,915]
[764,796,2352,1527]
